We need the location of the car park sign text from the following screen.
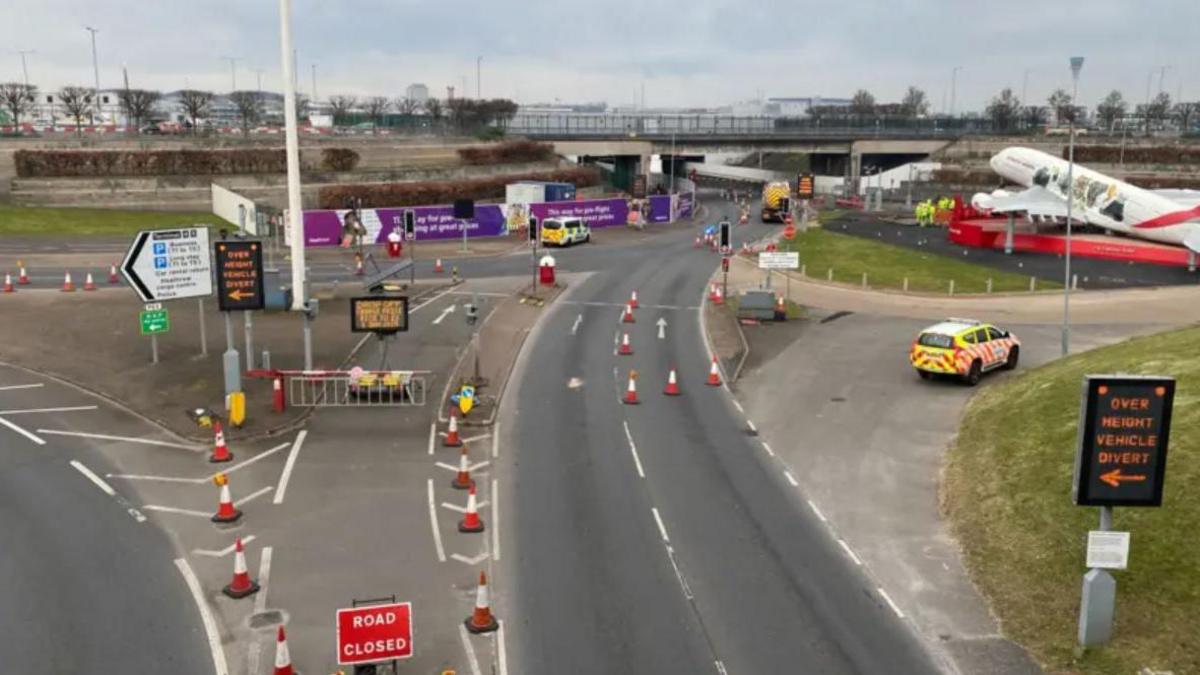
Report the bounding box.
[336,602,413,664]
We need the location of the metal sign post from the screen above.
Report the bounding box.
[198,298,208,356]
[139,303,169,365]
[529,216,540,296]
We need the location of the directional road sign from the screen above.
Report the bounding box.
[120,228,212,302]
[1073,375,1175,507]
[139,308,170,335]
[214,240,265,311]
[336,602,413,665]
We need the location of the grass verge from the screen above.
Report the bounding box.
[0,203,226,236]
[778,226,1060,293]
[943,327,1199,675]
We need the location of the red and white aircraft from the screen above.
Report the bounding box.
[971,146,1200,252]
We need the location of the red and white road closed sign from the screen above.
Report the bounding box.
[336,602,413,664]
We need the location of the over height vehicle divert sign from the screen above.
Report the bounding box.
[214,240,265,311]
[1073,375,1175,507]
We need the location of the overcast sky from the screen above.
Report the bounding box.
[3,0,1196,111]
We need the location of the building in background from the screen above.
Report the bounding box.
[405,83,429,105]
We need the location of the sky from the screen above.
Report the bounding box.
[2,0,1197,112]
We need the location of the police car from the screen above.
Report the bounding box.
[909,318,1020,386]
[540,217,591,247]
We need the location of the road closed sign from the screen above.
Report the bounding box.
[336,602,413,665]
[1073,375,1175,507]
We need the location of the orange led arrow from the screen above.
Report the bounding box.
[1099,468,1147,488]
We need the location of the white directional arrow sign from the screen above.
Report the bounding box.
[120,227,213,302]
[431,304,456,325]
[657,317,668,340]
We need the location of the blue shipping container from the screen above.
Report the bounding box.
[544,182,576,202]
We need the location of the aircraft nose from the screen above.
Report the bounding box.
[990,149,1008,174]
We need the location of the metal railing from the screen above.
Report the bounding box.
[285,369,431,407]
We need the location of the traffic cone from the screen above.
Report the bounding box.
[221,537,260,598]
[273,626,294,675]
[775,295,786,318]
[451,445,473,490]
[618,333,633,356]
[3,274,13,293]
[107,264,119,284]
[83,272,97,291]
[623,371,639,404]
[211,473,242,523]
[61,271,75,292]
[664,368,681,396]
[464,571,499,634]
[693,235,701,248]
[434,258,444,273]
[711,285,723,305]
[708,283,717,302]
[621,303,635,323]
[706,356,723,386]
[17,265,30,285]
[444,411,462,447]
[209,420,233,463]
[354,256,364,276]
[629,290,639,309]
[458,483,485,533]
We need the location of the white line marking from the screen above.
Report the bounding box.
[142,504,212,518]
[432,304,457,325]
[37,429,198,449]
[492,422,500,459]
[807,499,827,523]
[272,430,306,505]
[451,552,490,565]
[652,507,670,543]
[0,405,98,415]
[458,624,484,675]
[105,473,203,484]
[468,460,490,472]
[443,500,489,513]
[174,558,230,675]
[492,478,501,561]
[435,461,459,472]
[0,383,43,391]
[497,620,509,675]
[570,313,583,335]
[731,399,744,414]
[410,285,457,313]
[623,421,645,478]
[878,587,906,619]
[70,459,116,495]
[205,442,289,481]
[246,545,273,673]
[235,485,274,507]
[427,479,447,562]
[0,415,45,445]
[761,441,775,457]
[715,660,729,675]
[461,433,490,445]
[428,422,437,455]
[194,535,258,557]
[784,470,799,487]
[665,544,693,599]
[837,539,863,566]
[746,420,757,433]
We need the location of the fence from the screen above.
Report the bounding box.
[284,369,431,407]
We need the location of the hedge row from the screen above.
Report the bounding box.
[457,140,554,165]
[318,167,601,209]
[932,168,1200,190]
[1066,145,1200,165]
[14,147,360,177]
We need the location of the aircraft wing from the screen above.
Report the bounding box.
[1150,189,1200,209]
[977,186,1069,218]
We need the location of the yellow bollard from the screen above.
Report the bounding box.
[226,391,246,428]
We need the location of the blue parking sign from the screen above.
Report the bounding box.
[154,256,168,269]
[153,242,167,255]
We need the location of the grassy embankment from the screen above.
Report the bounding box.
[0,204,225,236]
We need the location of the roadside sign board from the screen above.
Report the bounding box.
[797,173,815,199]
[351,296,409,334]
[1073,375,1174,507]
[139,308,169,335]
[214,240,265,311]
[758,251,800,270]
[120,227,212,302]
[336,602,413,665]
[1086,531,1131,570]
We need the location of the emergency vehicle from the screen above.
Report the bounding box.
[540,217,591,247]
[909,318,1020,386]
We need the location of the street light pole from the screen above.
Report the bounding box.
[221,56,239,91]
[1063,56,1084,357]
[476,56,482,99]
[311,63,317,101]
[950,66,963,117]
[85,27,101,124]
[16,50,35,87]
[278,0,307,317]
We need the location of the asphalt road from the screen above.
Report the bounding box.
[497,198,942,674]
[0,364,213,673]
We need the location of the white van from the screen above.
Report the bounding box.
[540,217,591,246]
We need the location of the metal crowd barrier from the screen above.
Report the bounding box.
[283,369,431,407]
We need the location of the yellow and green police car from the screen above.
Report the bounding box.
[909,318,1020,386]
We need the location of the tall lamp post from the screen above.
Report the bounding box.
[1063,56,1084,357]
[85,27,101,124]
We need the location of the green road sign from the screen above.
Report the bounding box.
[140,309,170,335]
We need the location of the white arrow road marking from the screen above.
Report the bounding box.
[657,317,668,339]
[450,552,490,565]
[432,304,457,324]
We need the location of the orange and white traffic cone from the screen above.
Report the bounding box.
[711,285,723,305]
[444,411,462,447]
[664,368,681,396]
[434,258,444,273]
[706,356,723,386]
[209,420,233,463]
[273,626,294,675]
[775,295,786,318]
[693,235,702,248]
[107,264,119,284]
[464,571,499,634]
[629,290,639,309]
[222,537,260,598]
[61,271,75,292]
[451,445,473,490]
[211,473,242,523]
[621,303,635,323]
[17,265,30,285]
[83,272,97,291]
[708,283,717,302]
[3,274,13,293]
[618,333,633,356]
[458,484,485,533]
[623,370,639,404]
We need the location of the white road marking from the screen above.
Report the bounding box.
[622,421,645,478]
[106,473,204,484]
[427,422,437,455]
[235,485,274,507]
[462,433,490,445]
[497,620,510,675]
[0,405,98,415]
[652,507,670,543]
[468,460,490,472]
[570,313,583,335]
[443,499,489,513]
[246,545,273,674]
[746,420,757,433]
[458,624,484,675]
[69,459,115,495]
[38,429,199,450]
[807,499,827,523]
[0,383,44,391]
[205,442,290,481]
[562,300,698,310]
[0,415,45,445]
[715,660,729,675]
[432,304,457,325]
[435,461,459,472]
[492,478,501,561]
[451,552,490,565]
[731,399,744,414]
[410,285,457,313]
[447,290,509,297]
[761,441,775,457]
[427,479,447,562]
[143,504,213,518]
[837,539,863,566]
[877,587,906,619]
[783,470,799,487]
[272,430,306,505]
[194,535,258,557]
[492,422,500,459]
[665,544,693,599]
[174,558,230,675]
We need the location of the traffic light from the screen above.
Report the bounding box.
[403,209,415,239]
[529,216,539,243]
[719,221,731,249]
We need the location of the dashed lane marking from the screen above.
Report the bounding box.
[784,471,799,487]
[194,535,257,557]
[746,420,757,433]
[731,399,744,414]
[878,587,906,619]
[245,545,273,674]
[623,421,645,478]
[652,507,671,543]
[716,660,729,675]
[497,620,510,675]
[665,544,694,600]
[174,558,230,675]
[39,429,199,450]
[0,415,45,445]
[837,539,863,566]
[492,478,501,561]
[0,383,44,391]
[427,422,437,456]
[492,422,500,459]
[69,459,115,495]
[235,485,274,507]
[427,479,447,563]
[807,499,827,523]
[571,313,583,335]
[458,624,485,675]
[272,431,306,505]
[761,441,775,457]
[0,405,98,415]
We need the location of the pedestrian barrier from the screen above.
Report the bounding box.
[281,369,430,407]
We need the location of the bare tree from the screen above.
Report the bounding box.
[364,96,390,133]
[985,88,1021,132]
[1144,92,1172,132]
[900,86,929,118]
[1175,101,1199,133]
[849,89,876,117]
[1023,105,1049,128]
[0,82,37,129]
[58,86,92,135]
[178,89,214,133]
[293,93,310,123]
[1047,89,1076,125]
[1095,90,1126,131]
[117,88,161,132]
[328,95,357,125]
[394,96,420,116]
[423,98,443,133]
[228,90,264,136]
